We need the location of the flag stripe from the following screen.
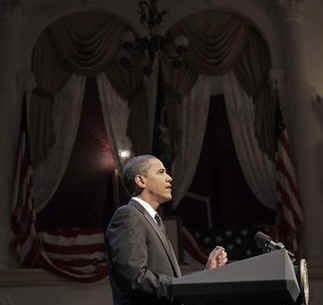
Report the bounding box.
[275,128,303,254]
[42,241,105,255]
[40,231,104,245]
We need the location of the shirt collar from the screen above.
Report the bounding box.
[132,197,157,222]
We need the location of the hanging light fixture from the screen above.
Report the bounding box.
[120,0,189,75]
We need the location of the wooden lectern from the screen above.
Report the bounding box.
[172,249,301,305]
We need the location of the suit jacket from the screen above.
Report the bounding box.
[105,199,182,305]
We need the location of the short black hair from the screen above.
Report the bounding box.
[122,154,157,196]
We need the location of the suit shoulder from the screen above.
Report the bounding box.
[107,203,140,229]
[105,204,145,241]
[112,203,136,218]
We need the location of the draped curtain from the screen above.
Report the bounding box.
[222,72,277,210]
[161,11,277,207]
[160,11,301,253]
[32,74,86,212]
[96,73,132,170]
[30,12,145,211]
[233,29,276,160]
[29,12,148,165]
[12,11,148,282]
[170,75,214,206]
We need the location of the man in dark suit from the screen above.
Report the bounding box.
[105,155,227,305]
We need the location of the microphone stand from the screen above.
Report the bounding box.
[263,241,296,263]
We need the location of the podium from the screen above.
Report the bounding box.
[172,250,301,305]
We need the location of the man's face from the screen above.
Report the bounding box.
[139,158,173,204]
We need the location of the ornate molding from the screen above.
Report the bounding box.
[276,0,305,22]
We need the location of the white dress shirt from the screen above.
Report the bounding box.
[132,197,158,224]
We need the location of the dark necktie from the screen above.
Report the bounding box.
[154,213,166,234]
[155,213,182,276]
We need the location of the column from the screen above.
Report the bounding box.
[0,1,21,268]
[277,0,323,274]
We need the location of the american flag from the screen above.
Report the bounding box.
[11,97,107,282]
[11,96,40,267]
[275,127,303,255]
[38,228,107,282]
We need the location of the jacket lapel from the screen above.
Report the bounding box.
[129,200,181,277]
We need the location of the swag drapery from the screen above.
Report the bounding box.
[159,11,302,253]
[11,12,148,282]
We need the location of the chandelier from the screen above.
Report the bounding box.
[120,0,189,75]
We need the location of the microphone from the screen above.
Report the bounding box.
[254,231,295,258]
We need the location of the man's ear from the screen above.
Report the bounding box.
[134,175,146,188]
